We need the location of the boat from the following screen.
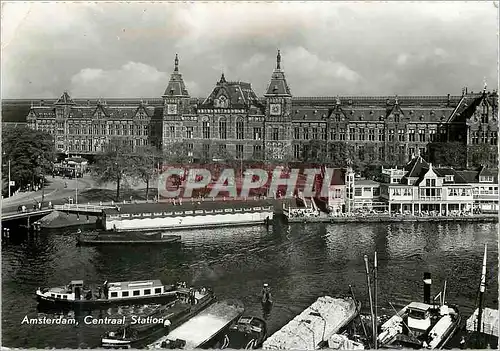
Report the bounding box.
[263,296,361,350]
[215,316,267,349]
[76,231,182,246]
[377,275,461,349]
[101,287,216,349]
[36,279,178,309]
[147,299,245,349]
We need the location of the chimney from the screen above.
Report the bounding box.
[423,272,431,304]
[40,100,44,106]
[447,94,450,106]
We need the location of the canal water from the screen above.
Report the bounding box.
[2,221,498,349]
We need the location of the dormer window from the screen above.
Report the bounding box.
[445,175,454,182]
[480,176,494,183]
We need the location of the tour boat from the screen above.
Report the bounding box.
[76,231,182,246]
[147,299,245,349]
[377,281,461,349]
[216,316,267,349]
[101,287,215,349]
[36,279,178,309]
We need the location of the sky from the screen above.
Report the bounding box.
[1,1,499,99]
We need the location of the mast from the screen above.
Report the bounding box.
[364,255,376,348]
[374,251,378,349]
[476,244,488,334]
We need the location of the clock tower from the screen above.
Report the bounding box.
[162,54,190,150]
[264,49,293,161]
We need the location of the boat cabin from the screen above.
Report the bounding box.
[231,316,264,334]
[407,302,432,334]
[106,280,169,300]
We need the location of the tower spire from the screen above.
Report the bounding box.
[174,54,179,72]
[277,49,281,70]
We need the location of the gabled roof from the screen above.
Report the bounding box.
[457,167,499,183]
[163,54,190,98]
[54,91,76,105]
[433,168,468,184]
[201,74,260,108]
[264,50,291,97]
[403,155,430,178]
[386,97,405,118]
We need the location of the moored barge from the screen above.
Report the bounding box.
[101,287,215,349]
[36,279,177,309]
[263,296,360,350]
[216,316,267,349]
[102,200,278,232]
[147,299,245,349]
[76,231,181,246]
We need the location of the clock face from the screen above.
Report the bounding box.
[167,104,178,115]
[270,103,281,116]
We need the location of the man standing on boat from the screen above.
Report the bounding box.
[103,280,109,299]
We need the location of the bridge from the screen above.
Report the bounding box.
[53,204,115,214]
[1,204,115,224]
[1,209,54,226]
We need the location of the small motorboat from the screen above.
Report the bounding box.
[101,287,216,349]
[76,231,181,246]
[217,316,267,349]
[36,279,178,309]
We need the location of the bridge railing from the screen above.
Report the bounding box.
[54,204,114,212]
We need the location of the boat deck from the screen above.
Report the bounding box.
[466,308,499,338]
[263,296,359,350]
[148,299,244,349]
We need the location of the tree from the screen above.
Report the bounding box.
[163,141,193,164]
[1,125,55,192]
[428,142,467,169]
[468,144,496,168]
[327,142,356,168]
[131,145,161,200]
[92,138,134,201]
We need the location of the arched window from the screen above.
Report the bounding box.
[219,117,227,139]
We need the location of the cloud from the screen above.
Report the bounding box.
[1,2,498,98]
[70,62,168,97]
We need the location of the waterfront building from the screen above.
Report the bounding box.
[2,50,497,167]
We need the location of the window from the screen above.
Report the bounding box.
[169,126,175,138]
[219,118,227,139]
[429,130,436,142]
[378,130,385,142]
[321,128,327,140]
[272,128,279,141]
[236,120,244,139]
[186,126,193,139]
[144,289,151,295]
[339,129,346,141]
[419,129,425,142]
[398,129,405,142]
[355,188,362,196]
[445,175,454,182]
[294,127,300,139]
[122,291,129,297]
[294,144,301,159]
[110,292,118,298]
[236,144,244,159]
[359,128,365,141]
[472,132,479,144]
[187,143,194,157]
[408,129,415,142]
[349,128,356,141]
[144,125,148,136]
[331,129,337,141]
[408,147,415,159]
[358,145,365,161]
[373,188,380,196]
[440,128,447,141]
[154,288,162,294]
[253,145,262,159]
[399,145,405,156]
[425,179,436,187]
[481,113,488,124]
[133,290,140,296]
[480,176,494,183]
[253,127,262,140]
[304,128,309,140]
[419,147,426,157]
[312,128,318,140]
[202,144,210,159]
[491,132,498,145]
[378,147,384,160]
[388,130,395,142]
[202,122,210,139]
[481,132,488,144]
[368,129,375,141]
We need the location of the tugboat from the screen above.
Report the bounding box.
[101,287,215,349]
[36,279,178,309]
[377,273,462,349]
[216,316,267,349]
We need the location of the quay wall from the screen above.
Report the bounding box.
[38,211,99,229]
[105,211,274,231]
[287,214,498,224]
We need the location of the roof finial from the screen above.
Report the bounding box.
[220,72,226,83]
[336,95,341,105]
[483,77,487,92]
[174,54,179,72]
[395,94,399,105]
[277,49,281,70]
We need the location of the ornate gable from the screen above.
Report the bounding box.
[92,104,108,118]
[328,97,348,121]
[54,91,76,105]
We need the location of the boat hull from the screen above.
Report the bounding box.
[218,316,267,349]
[36,291,178,309]
[76,234,181,246]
